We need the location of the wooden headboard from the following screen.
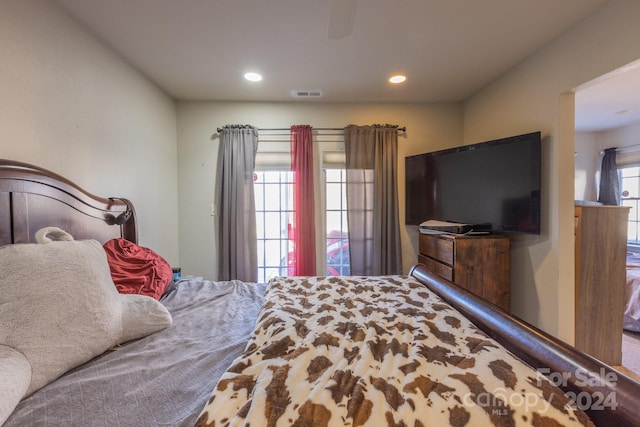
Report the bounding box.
[0,159,137,245]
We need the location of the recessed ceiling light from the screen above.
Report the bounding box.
[244,72,262,82]
[389,74,407,84]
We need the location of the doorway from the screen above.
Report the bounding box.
[574,60,640,379]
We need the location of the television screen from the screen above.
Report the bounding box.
[405,131,541,234]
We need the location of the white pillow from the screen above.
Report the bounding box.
[119,294,173,344]
[0,238,172,423]
[0,346,31,426]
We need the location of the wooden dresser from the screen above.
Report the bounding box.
[574,205,629,365]
[418,232,510,310]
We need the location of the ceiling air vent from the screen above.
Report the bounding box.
[290,89,323,98]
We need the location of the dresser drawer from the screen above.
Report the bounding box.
[418,254,453,282]
[417,232,510,311]
[419,234,454,265]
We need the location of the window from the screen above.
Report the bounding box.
[620,165,640,246]
[253,132,351,281]
[254,170,293,283]
[325,169,350,275]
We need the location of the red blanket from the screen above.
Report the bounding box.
[103,238,172,300]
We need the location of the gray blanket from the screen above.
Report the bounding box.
[5,279,266,427]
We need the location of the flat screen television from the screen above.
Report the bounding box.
[405,131,541,234]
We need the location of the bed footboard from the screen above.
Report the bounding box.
[410,264,640,427]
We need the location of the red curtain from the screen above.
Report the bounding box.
[290,125,316,276]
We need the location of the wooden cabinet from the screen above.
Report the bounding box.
[574,205,629,365]
[418,233,510,310]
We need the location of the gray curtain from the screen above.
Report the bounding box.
[598,147,620,206]
[344,124,402,275]
[216,125,258,281]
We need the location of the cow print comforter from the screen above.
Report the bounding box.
[196,275,593,427]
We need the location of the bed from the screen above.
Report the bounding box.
[625,253,640,332]
[0,160,269,426]
[1,159,640,427]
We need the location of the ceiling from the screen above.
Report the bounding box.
[53,0,640,130]
[574,61,640,132]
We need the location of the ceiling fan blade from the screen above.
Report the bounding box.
[327,0,358,40]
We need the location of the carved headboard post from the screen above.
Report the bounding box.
[108,197,138,243]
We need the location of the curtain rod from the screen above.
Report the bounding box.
[599,144,640,155]
[216,126,406,133]
[616,144,640,151]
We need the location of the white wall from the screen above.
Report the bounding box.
[176,101,462,279]
[601,121,640,150]
[575,132,600,201]
[0,0,179,264]
[462,0,640,342]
